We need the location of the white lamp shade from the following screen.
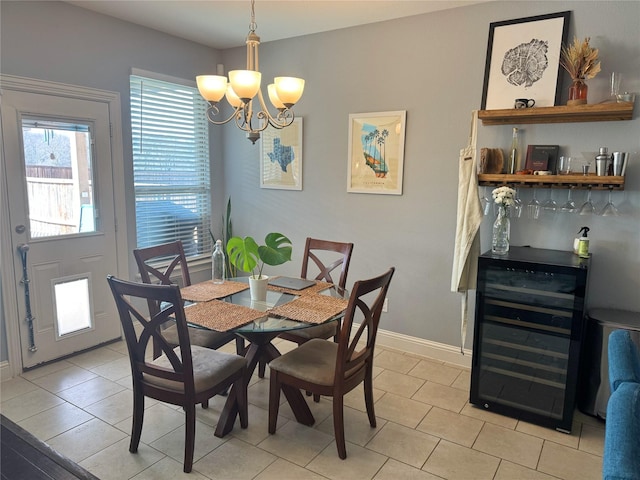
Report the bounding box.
[225,84,243,108]
[267,84,285,109]
[196,75,228,102]
[274,77,305,107]
[228,70,261,101]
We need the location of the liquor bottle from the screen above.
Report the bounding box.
[212,239,225,284]
[509,127,519,174]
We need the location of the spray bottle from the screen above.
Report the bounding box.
[576,226,590,258]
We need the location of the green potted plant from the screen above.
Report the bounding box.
[226,232,292,300]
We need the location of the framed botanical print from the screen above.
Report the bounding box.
[347,111,406,195]
[260,117,302,190]
[480,11,570,110]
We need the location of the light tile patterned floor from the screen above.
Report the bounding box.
[0,339,605,479]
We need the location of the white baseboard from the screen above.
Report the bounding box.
[375,327,472,369]
[0,361,13,382]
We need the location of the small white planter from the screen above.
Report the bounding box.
[248,275,269,301]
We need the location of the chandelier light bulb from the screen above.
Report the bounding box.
[225,84,243,108]
[196,75,227,103]
[267,84,285,109]
[274,77,305,107]
[228,70,261,102]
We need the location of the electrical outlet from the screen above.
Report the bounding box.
[382,298,388,312]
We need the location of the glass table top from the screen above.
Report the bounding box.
[207,278,347,334]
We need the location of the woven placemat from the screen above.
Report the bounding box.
[180,281,249,302]
[268,294,349,324]
[267,279,334,296]
[184,300,266,331]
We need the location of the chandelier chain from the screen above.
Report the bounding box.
[249,0,257,34]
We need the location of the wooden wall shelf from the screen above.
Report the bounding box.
[478,102,634,125]
[478,174,625,190]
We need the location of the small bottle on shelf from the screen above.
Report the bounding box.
[509,127,519,174]
[212,239,225,284]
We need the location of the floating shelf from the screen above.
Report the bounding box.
[478,102,634,125]
[478,174,625,190]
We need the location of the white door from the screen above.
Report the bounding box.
[2,89,121,368]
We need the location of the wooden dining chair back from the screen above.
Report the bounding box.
[107,275,248,473]
[278,238,354,348]
[301,237,354,289]
[268,267,395,459]
[133,240,191,315]
[134,241,240,358]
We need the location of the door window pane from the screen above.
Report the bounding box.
[21,119,96,238]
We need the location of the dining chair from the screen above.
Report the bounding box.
[106,275,248,473]
[278,237,354,346]
[268,267,395,459]
[133,241,243,358]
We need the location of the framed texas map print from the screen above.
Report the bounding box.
[480,11,570,110]
[347,111,406,195]
[260,117,302,190]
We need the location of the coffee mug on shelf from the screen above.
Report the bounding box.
[515,98,535,109]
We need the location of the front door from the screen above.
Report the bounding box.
[2,88,121,368]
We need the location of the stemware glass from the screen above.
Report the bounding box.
[480,187,492,216]
[527,189,541,220]
[579,189,595,216]
[512,189,523,218]
[599,188,619,216]
[560,189,577,213]
[541,189,557,216]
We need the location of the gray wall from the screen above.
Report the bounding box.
[219,0,640,349]
[1,1,638,357]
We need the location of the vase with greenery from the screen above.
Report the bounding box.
[560,36,601,106]
[491,186,515,255]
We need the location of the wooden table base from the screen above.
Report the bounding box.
[214,331,315,437]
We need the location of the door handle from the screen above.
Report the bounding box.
[15,224,26,234]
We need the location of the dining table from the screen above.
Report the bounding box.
[179,276,349,437]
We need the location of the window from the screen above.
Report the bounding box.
[130,73,211,257]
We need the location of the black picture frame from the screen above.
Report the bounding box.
[480,11,571,110]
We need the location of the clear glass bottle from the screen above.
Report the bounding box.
[212,239,225,284]
[509,127,519,174]
[492,206,510,255]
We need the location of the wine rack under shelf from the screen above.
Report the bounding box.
[478,174,625,190]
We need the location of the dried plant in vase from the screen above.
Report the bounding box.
[560,36,601,106]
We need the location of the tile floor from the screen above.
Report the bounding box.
[1,338,605,480]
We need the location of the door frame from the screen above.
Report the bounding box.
[0,74,128,379]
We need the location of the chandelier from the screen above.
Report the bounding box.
[196,0,305,144]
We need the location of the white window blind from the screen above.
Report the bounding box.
[130,74,212,257]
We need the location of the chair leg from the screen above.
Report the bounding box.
[130,389,145,453]
[333,319,342,343]
[237,370,248,429]
[183,404,196,473]
[313,394,321,402]
[333,395,347,459]
[201,399,209,409]
[268,373,281,434]
[235,336,246,356]
[364,364,376,428]
[258,359,266,378]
